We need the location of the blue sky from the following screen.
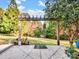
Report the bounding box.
[0,0,45,16]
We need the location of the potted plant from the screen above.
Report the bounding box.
[13,38,18,45]
[65,47,74,58]
[75,39,79,48]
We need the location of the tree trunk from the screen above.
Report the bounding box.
[69,29,74,48]
[69,36,73,48]
[75,22,79,39]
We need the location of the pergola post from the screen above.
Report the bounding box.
[18,20,21,46]
[57,20,60,45]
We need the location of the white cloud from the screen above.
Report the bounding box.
[16,0,26,12]
[18,5,25,12]
[16,0,21,5]
[21,0,26,2]
[16,0,26,5]
[27,9,45,17]
[38,1,45,7]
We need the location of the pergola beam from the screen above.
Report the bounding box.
[18,15,59,21]
[18,15,60,45]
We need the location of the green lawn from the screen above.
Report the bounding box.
[27,37,69,46]
[0,35,79,51]
[0,35,75,46]
[0,35,69,46]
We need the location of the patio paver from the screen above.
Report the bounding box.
[0,45,69,59]
[0,44,13,54]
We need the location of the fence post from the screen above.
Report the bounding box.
[57,20,60,45]
[18,18,21,46]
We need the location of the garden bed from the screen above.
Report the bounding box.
[34,45,47,49]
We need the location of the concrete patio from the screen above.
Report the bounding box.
[0,45,69,59]
[0,44,13,54]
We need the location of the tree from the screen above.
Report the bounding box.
[45,0,62,45]
[0,8,4,23]
[45,0,79,47]
[0,0,19,34]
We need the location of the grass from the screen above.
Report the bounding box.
[27,37,69,46]
[0,38,6,45]
[0,35,78,49]
[0,35,71,46]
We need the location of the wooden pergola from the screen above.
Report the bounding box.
[18,15,60,46]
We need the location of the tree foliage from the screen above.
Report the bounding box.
[0,2,19,34]
[45,0,79,47]
[45,0,79,27]
[0,8,4,23]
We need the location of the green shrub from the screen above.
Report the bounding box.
[60,34,69,40]
[75,39,79,42]
[21,38,29,44]
[66,47,74,58]
[13,38,29,45]
[43,21,57,39]
[44,28,56,39]
[34,27,42,37]
[67,47,74,54]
